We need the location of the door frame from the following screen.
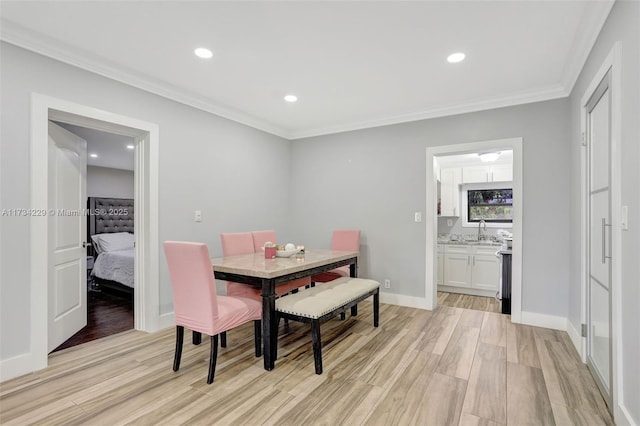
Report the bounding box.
[30,93,161,371]
[579,42,622,417]
[425,137,523,320]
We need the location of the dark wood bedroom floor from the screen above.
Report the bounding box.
[52,290,133,353]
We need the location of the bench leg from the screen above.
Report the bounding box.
[340,312,346,320]
[351,304,358,316]
[311,319,323,374]
[192,331,202,345]
[173,326,184,372]
[373,290,379,327]
[220,331,227,348]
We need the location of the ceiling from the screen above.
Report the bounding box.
[1,1,613,140]
[56,122,135,171]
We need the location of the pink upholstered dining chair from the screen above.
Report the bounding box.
[163,241,262,384]
[251,229,311,292]
[221,231,309,299]
[251,229,277,253]
[312,229,361,283]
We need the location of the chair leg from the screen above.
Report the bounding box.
[340,312,346,320]
[254,320,262,357]
[207,334,219,384]
[173,326,184,372]
[192,331,202,345]
[373,290,379,327]
[220,331,227,348]
[311,319,323,374]
[351,304,358,316]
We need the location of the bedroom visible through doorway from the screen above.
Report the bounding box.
[51,123,137,352]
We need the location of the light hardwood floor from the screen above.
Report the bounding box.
[437,291,501,313]
[0,302,613,425]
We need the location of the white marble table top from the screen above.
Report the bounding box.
[211,249,358,279]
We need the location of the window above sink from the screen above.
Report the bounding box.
[461,182,513,228]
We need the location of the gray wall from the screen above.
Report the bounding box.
[87,166,134,199]
[289,99,571,318]
[0,42,294,359]
[568,0,640,421]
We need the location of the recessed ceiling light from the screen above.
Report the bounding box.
[89,153,98,158]
[194,47,213,59]
[447,52,466,63]
[284,94,298,103]
[126,145,135,150]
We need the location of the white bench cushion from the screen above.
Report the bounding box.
[276,277,380,319]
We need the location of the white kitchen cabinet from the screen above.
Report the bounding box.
[462,164,512,183]
[442,244,499,291]
[462,166,490,183]
[443,245,471,287]
[470,246,500,291]
[440,168,462,216]
[437,244,444,286]
[491,164,513,182]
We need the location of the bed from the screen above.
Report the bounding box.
[87,197,135,294]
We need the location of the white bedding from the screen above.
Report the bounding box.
[92,248,135,289]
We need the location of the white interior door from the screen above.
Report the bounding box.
[586,71,612,409]
[47,121,87,352]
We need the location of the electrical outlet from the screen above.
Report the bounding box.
[384,279,391,288]
[447,219,453,227]
[194,210,202,222]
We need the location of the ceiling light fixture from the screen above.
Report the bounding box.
[478,152,501,162]
[284,94,298,103]
[194,47,213,59]
[89,153,98,158]
[447,52,466,63]
[126,144,135,150]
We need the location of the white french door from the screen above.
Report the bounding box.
[586,70,612,410]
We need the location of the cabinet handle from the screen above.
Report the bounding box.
[472,255,475,266]
[467,256,470,265]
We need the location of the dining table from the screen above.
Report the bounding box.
[211,248,359,371]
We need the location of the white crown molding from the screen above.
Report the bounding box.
[0,20,290,139]
[2,0,613,142]
[559,0,616,95]
[290,84,569,140]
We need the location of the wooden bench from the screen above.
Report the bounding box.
[275,277,380,374]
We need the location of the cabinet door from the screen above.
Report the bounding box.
[491,164,513,182]
[462,166,490,183]
[471,254,500,290]
[437,252,444,286]
[440,168,462,216]
[444,254,471,287]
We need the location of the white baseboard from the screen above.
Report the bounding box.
[617,403,639,426]
[156,312,175,331]
[379,292,430,310]
[0,352,41,383]
[566,320,585,360]
[518,311,567,331]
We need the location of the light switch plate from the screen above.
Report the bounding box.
[414,212,422,222]
[195,210,202,222]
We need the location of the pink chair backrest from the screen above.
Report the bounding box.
[252,230,277,252]
[163,241,219,330]
[220,232,254,256]
[332,230,360,252]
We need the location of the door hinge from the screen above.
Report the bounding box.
[581,323,587,337]
[581,132,587,147]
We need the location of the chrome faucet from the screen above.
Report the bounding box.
[478,219,486,241]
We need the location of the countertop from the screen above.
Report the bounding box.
[437,240,503,247]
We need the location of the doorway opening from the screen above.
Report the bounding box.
[425,137,523,323]
[29,94,161,373]
[51,123,137,352]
